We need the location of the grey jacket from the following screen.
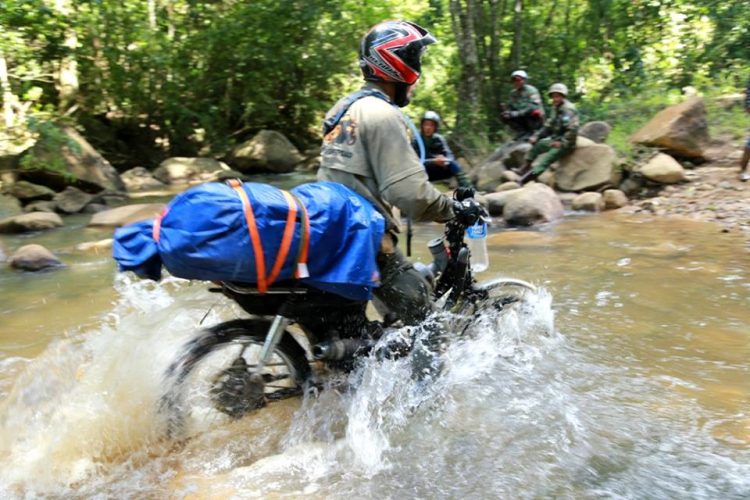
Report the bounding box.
[318,83,455,232]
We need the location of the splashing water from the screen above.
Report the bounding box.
[0,215,749,499]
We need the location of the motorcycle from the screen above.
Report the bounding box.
[159,194,535,436]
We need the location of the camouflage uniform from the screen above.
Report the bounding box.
[504,84,544,140]
[526,99,579,175]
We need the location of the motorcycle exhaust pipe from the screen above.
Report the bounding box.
[312,338,372,361]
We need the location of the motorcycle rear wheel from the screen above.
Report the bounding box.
[160,319,311,438]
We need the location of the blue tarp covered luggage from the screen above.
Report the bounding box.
[112,181,385,300]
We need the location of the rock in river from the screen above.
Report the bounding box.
[0,212,64,234]
[502,183,564,227]
[9,244,63,271]
[640,154,687,184]
[87,203,165,228]
[231,130,303,174]
[53,186,94,214]
[572,192,605,212]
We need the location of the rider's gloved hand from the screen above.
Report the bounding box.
[452,198,488,226]
[453,186,476,202]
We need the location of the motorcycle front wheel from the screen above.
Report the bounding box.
[160,318,311,438]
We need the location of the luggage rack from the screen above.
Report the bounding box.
[212,281,309,296]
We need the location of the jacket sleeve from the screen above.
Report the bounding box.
[516,89,543,117]
[532,115,552,141]
[363,101,455,222]
[557,107,579,149]
[437,135,456,161]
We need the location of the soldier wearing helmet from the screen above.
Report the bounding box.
[501,70,544,141]
[411,111,473,188]
[318,21,468,326]
[516,83,579,184]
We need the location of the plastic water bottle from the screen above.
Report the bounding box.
[467,221,489,273]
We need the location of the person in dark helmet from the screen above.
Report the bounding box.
[411,111,473,188]
[317,20,484,326]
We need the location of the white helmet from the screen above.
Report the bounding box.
[421,110,441,127]
[511,70,529,80]
[548,83,568,97]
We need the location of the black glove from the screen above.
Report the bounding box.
[453,187,476,202]
[452,198,488,226]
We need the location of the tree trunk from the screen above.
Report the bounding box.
[449,0,484,147]
[510,0,524,71]
[148,0,157,31]
[0,50,16,128]
[54,0,79,110]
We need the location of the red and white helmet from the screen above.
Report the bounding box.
[359,20,437,85]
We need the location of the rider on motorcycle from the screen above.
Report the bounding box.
[318,20,481,326]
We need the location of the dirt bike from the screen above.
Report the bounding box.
[159,195,535,435]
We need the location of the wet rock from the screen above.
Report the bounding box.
[603,189,629,210]
[121,167,167,191]
[91,189,130,206]
[718,181,733,190]
[640,154,687,184]
[538,170,555,186]
[4,180,55,203]
[87,203,165,228]
[9,244,63,271]
[23,201,57,213]
[503,183,564,227]
[619,176,644,197]
[75,238,113,253]
[578,121,611,144]
[555,143,620,192]
[0,194,22,218]
[629,97,710,158]
[0,212,64,233]
[500,170,520,183]
[557,192,579,206]
[0,241,6,262]
[572,192,605,212]
[496,181,521,192]
[53,186,94,214]
[82,203,108,214]
[484,189,523,216]
[231,130,303,174]
[153,158,232,184]
[21,125,126,192]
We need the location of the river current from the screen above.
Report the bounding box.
[0,206,748,499]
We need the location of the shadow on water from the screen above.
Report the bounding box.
[0,211,748,499]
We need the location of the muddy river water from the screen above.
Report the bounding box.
[0,199,748,498]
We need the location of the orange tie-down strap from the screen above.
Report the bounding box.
[228,180,310,293]
[152,207,170,243]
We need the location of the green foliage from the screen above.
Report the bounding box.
[18,119,80,180]
[1,0,748,165]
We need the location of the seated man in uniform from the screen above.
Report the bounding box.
[501,70,544,141]
[411,111,472,188]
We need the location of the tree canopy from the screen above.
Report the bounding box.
[1,0,748,166]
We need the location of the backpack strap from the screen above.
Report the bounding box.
[323,88,426,163]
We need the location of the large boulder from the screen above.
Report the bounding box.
[53,186,94,214]
[629,97,710,158]
[23,201,57,213]
[4,180,55,203]
[153,158,231,185]
[9,244,63,271]
[121,167,167,191]
[0,212,64,233]
[484,189,523,216]
[0,194,22,219]
[555,143,620,192]
[472,142,531,191]
[496,181,521,192]
[502,183,564,227]
[578,121,611,144]
[87,203,165,228]
[21,126,126,192]
[572,192,605,212]
[640,153,687,184]
[603,189,628,210]
[231,130,303,173]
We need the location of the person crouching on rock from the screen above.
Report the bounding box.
[501,70,545,142]
[516,83,579,185]
[411,111,473,188]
